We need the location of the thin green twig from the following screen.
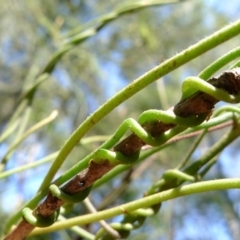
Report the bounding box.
[0,110,58,165]
[0,152,58,180]
[39,19,240,191]
[30,178,240,235]
[57,215,95,240]
[199,46,240,79]
[5,19,240,232]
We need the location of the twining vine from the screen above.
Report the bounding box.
[1,1,240,239]
[4,68,240,240]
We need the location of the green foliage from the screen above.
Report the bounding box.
[1,1,240,240]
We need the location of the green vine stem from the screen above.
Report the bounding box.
[149,119,240,194]
[57,215,95,240]
[5,68,240,240]
[4,19,240,238]
[30,121,240,237]
[39,19,240,191]
[30,178,240,235]
[99,119,240,238]
[92,112,235,189]
[231,59,240,69]
[198,46,240,79]
[0,1,180,155]
[92,123,228,192]
[4,66,238,239]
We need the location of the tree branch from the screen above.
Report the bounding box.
[4,68,240,240]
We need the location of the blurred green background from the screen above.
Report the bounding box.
[1,1,240,239]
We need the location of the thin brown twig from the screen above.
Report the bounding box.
[142,120,233,150]
[4,69,240,240]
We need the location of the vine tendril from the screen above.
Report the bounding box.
[22,208,59,228]
[21,68,240,236]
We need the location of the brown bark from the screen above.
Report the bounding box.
[4,68,240,240]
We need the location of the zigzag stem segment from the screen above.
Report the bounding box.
[7,69,240,239]
[115,68,240,154]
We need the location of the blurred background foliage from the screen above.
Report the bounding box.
[1,0,240,239]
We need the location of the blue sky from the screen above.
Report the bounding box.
[1,1,240,239]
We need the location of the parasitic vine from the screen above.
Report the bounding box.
[4,68,240,240]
